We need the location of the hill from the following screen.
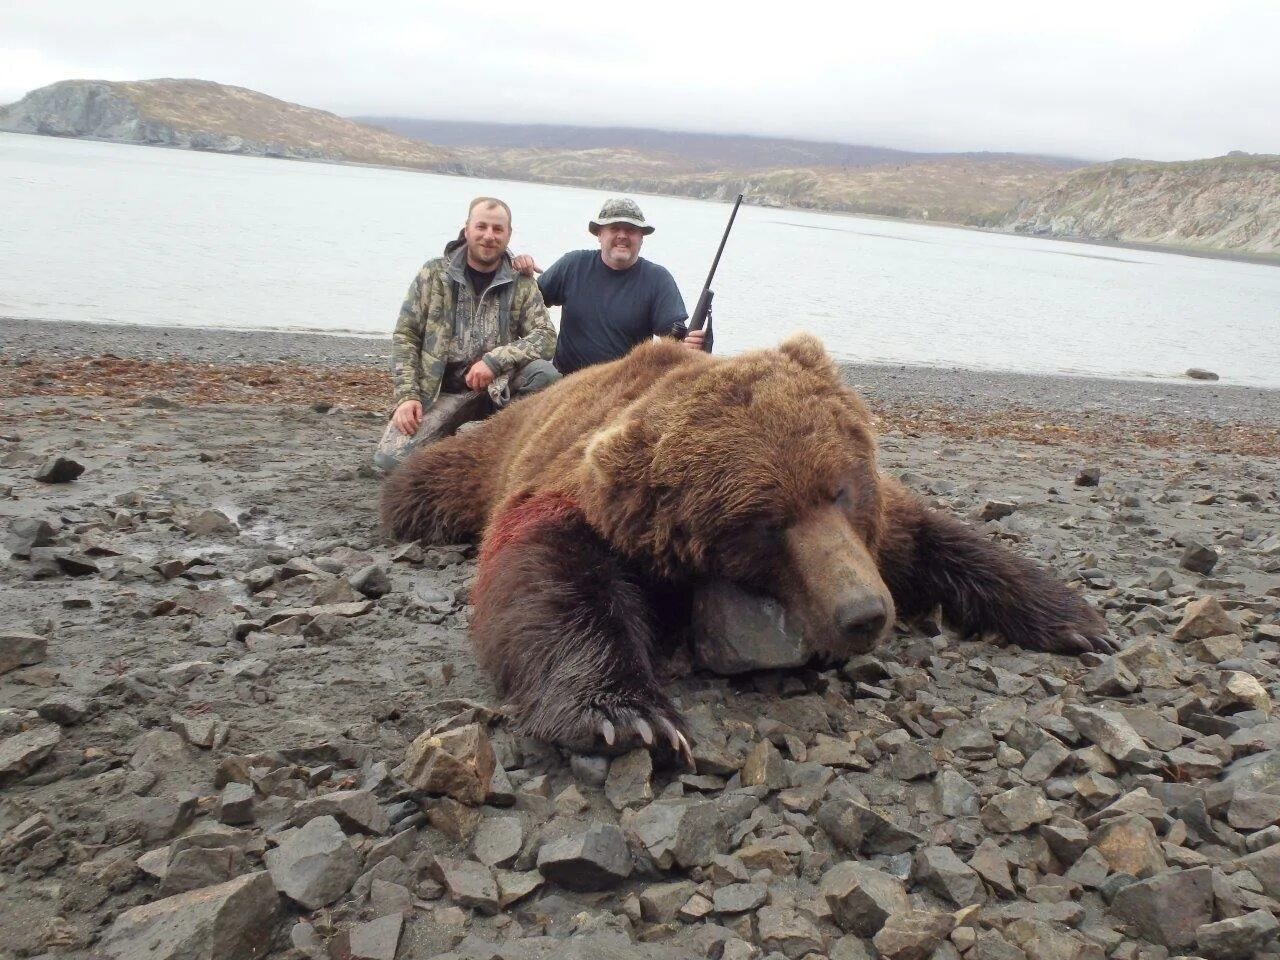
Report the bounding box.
[1002,154,1280,256]
[0,78,466,171]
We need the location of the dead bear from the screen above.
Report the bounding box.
[380,333,1111,761]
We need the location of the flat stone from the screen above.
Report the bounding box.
[432,856,499,914]
[1081,658,1139,696]
[940,719,996,760]
[0,724,61,782]
[757,904,825,958]
[933,768,981,816]
[1189,634,1245,664]
[496,868,544,908]
[264,814,359,909]
[1110,865,1213,949]
[623,797,724,869]
[1022,739,1072,783]
[158,844,249,897]
[1063,704,1156,766]
[0,632,48,674]
[1091,813,1167,878]
[1172,597,1238,641]
[712,882,768,914]
[216,782,256,825]
[692,578,809,672]
[915,845,985,906]
[291,788,389,834]
[606,749,654,809]
[1196,908,1280,960]
[96,870,279,960]
[184,508,239,537]
[820,861,909,936]
[818,796,924,855]
[1228,790,1280,831]
[1237,842,1280,898]
[640,880,697,922]
[873,910,956,960]
[473,816,522,868]
[980,785,1053,833]
[396,722,495,804]
[537,823,633,891]
[888,741,937,780]
[968,838,1017,897]
[346,914,403,960]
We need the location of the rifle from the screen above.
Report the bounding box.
[687,192,745,354]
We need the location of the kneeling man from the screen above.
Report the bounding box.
[374,196,558,471]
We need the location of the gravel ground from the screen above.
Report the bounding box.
[4,317,1278,428]
[1,318,1279,960]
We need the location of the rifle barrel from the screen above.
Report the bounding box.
[697,193,745,298]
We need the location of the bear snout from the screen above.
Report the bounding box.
[833,592,891,653]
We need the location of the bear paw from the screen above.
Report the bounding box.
[521,692,695,768]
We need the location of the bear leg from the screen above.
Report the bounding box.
[878,487,1115,655]
[471,492,693,764]
[378,434,492,543]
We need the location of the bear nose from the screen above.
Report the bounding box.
[833,594,890,651]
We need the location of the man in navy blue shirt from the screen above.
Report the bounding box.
[513,198,705,375]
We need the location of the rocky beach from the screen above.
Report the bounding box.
[2,317,1279,960]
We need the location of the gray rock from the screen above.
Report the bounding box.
[96,870,279,960]
[624,798,724,869]
[914,845,985,906]
[291,788,390,834]
[1181,540,1220,575]
[940,719,996,760]
[933,769,981,817]
[0,724,61,782]
[740,738,788,790]
[606,749,654,809]
[820,861,909,936]
[1109,865,1214,949]
[5,518,56,556]
[1185,367,1220,381]
[265,814,359,909]
[757,904,825,958]
[432,856,499,914]
[640,880,697,922]
[873,910,956,960]
[712,882,768,914]
[818,796,924,854]
[1237,842,1280,898]
[1081,658,1139,696]
[980,785,1053,833]
[0,632,48,674]
[158,843,249,897]
[216,782,256,825]
[349,563,392,598]
[346,914,404,960]
[1022,739,1072,783]
[537,823,633,891]
[1196,908,1280,960]
[888,741,937,780]
[692,578,809,673]
[473,816,523,868]
[35,456,84,483]
[1063,704,1156,766]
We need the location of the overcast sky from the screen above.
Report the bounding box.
[3,1,1277,161]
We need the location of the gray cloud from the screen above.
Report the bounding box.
[2,0,1277,161]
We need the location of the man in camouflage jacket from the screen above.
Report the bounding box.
[375,197,558,471]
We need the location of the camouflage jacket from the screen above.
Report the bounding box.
[390,247,555,406]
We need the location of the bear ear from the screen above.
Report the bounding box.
[583,419,657,486]
[777,333,835,374]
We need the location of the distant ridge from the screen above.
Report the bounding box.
[4,78,1275,255]
[352,116,1088,172]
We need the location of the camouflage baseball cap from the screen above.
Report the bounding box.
[589,197,655,236]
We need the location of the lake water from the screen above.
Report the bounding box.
[3,132,1279,387]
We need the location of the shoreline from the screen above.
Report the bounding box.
[5,129,1277,268]
[3,316,1278,456]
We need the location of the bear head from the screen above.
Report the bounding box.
[579,333,896,658]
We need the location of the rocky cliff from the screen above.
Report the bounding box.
[1002,155,1280,256]
[0,79,468,172]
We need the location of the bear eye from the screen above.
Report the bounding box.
[833,486,851,506]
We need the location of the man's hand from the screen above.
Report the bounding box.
[392,398,423,436]
[512,254,541,277]
[465,359,496,391]
[682,329,707,352]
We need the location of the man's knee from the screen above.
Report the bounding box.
[373,391,490,471]
[511,359,561,396]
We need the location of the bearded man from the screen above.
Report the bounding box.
[374,196,558,471]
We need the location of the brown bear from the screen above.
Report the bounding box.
[380,334,1111,762]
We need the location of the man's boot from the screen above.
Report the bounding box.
[373,390,491,472]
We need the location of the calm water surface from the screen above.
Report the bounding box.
[3,132,1279,387]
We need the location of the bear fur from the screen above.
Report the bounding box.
[380,334,1110,759]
